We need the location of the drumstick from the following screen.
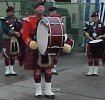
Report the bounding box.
[89,37,93,40]
[96,35,103,39]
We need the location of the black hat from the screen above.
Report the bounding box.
[91,12,99,17]
[34,3,44,9]
[48,6,57,11]
[6,6,14,12]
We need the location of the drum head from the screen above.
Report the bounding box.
[89,39,103,44]
[37,20,48,55]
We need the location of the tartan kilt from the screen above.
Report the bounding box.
[87,45,92,59]
[2,39,18,57]
[17,38,25,66]
[2,39,10,55]
[24,46,53,70]
[87,44,104,59]
[24,46,39,70]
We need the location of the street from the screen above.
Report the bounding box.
[0,53,105,100]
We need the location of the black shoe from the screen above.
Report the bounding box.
[52,69,58,75]
[5,74,10,77]
[92,74,99,77]
[9,73,18,76]
[44,95,55,99]
[52,72,58,75]
[35,95,43,98]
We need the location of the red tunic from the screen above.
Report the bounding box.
[22,15,39,46]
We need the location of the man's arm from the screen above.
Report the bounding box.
[84,22,93,40]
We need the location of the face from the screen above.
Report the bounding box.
[49,10,56,16]
[91,16,98,22]
[35,5,45,15]
[7,11,14,17]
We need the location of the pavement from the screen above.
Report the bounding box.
[0,53,105,100]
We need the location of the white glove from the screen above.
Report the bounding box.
[29,41,38,50]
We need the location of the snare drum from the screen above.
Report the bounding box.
[37,17,65,55]
[88,39,104,58]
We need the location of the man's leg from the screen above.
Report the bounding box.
[93,58,99,76]
[9,56,17,76]
[86,58,94,76]
[33,69,42,97]
[44,67,55,99]
[86,45,94,76]
[4,57,10,76]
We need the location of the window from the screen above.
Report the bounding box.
[54,0,71,2]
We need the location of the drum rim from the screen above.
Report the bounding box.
[36,19,48,55]
[89,39,103,44]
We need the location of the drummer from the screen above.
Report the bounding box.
[84,11,105,76]
[22,3,55,99]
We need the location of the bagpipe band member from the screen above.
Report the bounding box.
[22,3,55,99]
[0,6,23,76]
[48,6,74,74]
[48,6,74,54]
[48,6,62,75]
[84,11,105,76]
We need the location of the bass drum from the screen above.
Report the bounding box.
[37,17,65,55]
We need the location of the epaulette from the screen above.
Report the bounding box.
[0,17,5,20]
[23,16,35,22]
[25,17,30,22]
[22,17,28,21]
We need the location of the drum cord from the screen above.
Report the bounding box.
[56,17,64,55]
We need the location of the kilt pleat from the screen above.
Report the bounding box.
[2,39,11,56]
[24,47,39,70]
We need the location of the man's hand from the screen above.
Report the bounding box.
[96,35,102,39]
[14,31,21,37]
[85,32,93,40]
[29,41,38,50]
